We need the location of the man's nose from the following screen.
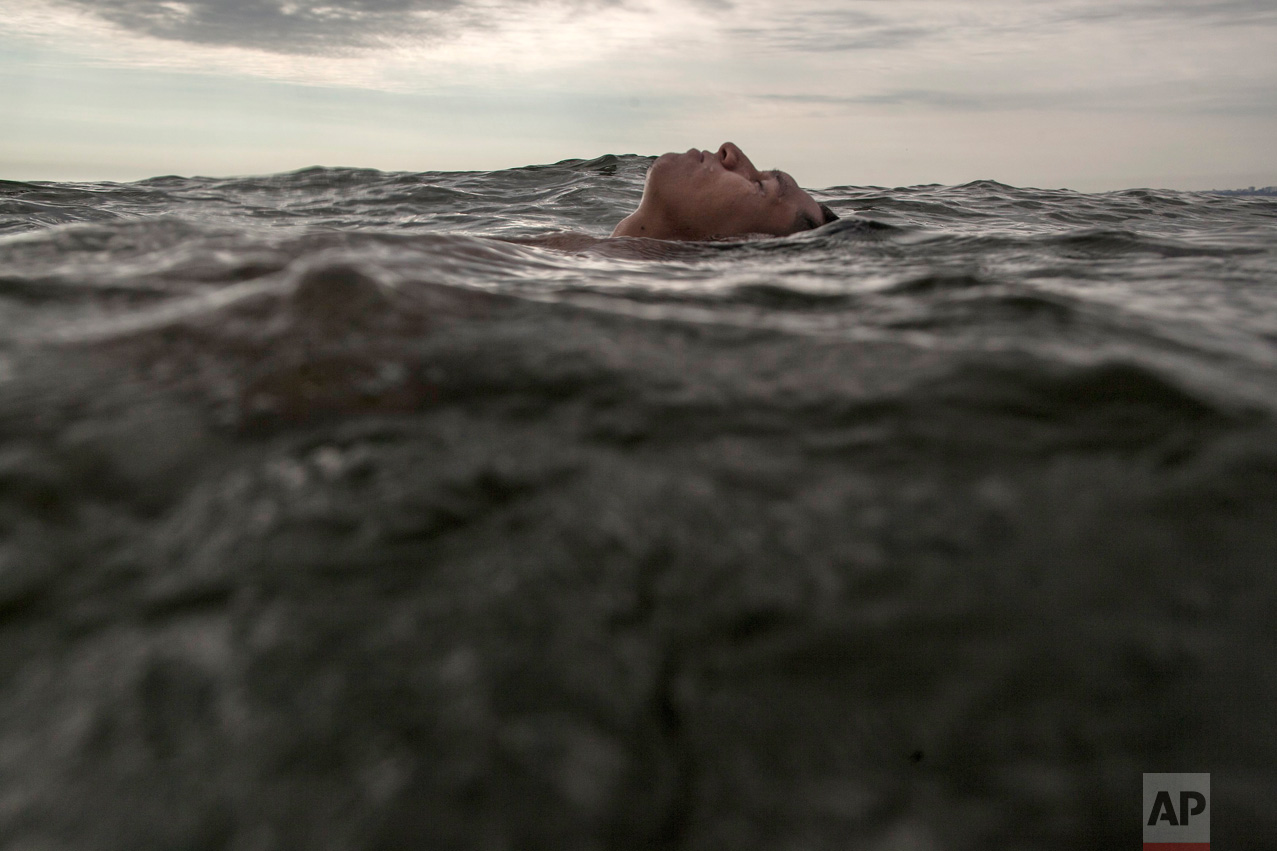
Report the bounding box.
[717,142,756,176]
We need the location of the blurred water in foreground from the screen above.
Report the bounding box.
[1,158,1276,849]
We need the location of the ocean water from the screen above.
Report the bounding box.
[1,156,1276,849]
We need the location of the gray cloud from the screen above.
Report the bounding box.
[51,0,1277,58]
[755,91,997,110]
[755,80,1277,116]
[727,8,939,53]
[1053,0,1277,27]
[55,0,611,54]
[728,0,1277,55]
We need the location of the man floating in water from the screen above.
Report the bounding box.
[613,142,838,240]
[508,142,839,254]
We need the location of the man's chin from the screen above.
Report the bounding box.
[649,151,684,174]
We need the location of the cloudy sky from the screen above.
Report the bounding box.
[2,0,1274,190]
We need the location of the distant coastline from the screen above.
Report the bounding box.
[1207,186,1277,196]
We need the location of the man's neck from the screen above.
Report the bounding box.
[611,204,684,239]
[611,210,653,238]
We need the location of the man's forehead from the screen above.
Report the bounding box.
[783,172,822,215]
[779,173,826,233]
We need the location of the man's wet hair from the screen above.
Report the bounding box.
[795,203,840,233]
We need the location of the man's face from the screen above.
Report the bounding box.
[640,142,825,239]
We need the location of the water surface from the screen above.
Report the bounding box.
[2,156,1276,849]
